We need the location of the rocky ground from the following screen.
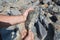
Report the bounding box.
[0,0,60,40]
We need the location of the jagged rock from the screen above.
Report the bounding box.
[52,0,60,6]
[0,0,60,40]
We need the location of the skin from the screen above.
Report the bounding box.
[0,7,34,27]
[21,29,34,40]
[0,7,34,40]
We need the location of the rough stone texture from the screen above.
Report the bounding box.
[0,0,60,40]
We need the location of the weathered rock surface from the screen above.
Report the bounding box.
[0,0,60,40]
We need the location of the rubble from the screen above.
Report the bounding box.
[0,0,60,40]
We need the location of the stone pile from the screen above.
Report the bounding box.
[0,0,60,40]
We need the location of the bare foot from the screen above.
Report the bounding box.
[21,29,27,39]
[21,29,34,40]
[24,30,34,40]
